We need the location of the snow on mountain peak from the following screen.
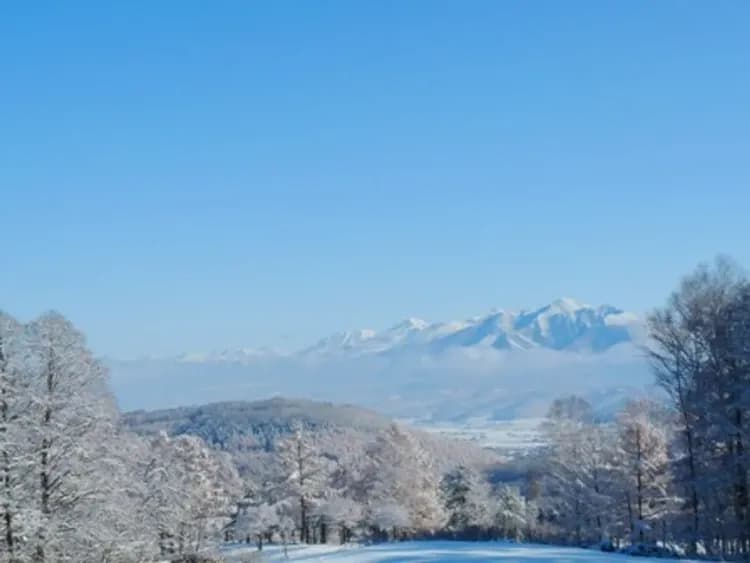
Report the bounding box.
[390,317,429,332]
[322,329,376,346]
[549,297,588,314]
[110,298,649,420]
[301,299,640,358]
[174,299,641,364]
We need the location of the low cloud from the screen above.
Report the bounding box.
[109,343,654,421]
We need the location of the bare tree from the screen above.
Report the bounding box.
[648,257,749,557]
[615,399,671,546]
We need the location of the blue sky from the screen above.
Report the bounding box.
[1,2,748,357]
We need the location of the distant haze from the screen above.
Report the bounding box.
[109,299,655,419]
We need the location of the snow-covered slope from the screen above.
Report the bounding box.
[223,541,693,562]
[108,299,652,422]
[295,298,639,358]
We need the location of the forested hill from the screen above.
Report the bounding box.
[123,396,502,483]
[123,397,393,450]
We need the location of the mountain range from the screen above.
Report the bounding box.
[174,298,643,364]
[108,298,653,421]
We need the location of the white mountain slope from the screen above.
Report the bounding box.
[301,298,641,358]
[108,298,653,421]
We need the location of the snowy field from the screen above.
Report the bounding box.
[223,541,694,562]
[410,418,546,454]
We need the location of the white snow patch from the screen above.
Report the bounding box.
[412,418,546,453]
[223,540,697,562]
[604,312,639,326]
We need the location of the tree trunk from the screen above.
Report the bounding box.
[4,507,14,558]
[0,380,16,560]
[636,427,644,544]
[593,467,602,542]
[685,427,700,555]
[626,492,634,543]
[36,362,54,563]
[300,497,308,543]
[733,408,749,556]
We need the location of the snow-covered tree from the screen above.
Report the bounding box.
[648,257,750,558]
[440,465,491,539]
[0,312,34,561]
[0,311,274,561]
[493,485,528,541]
[234,501,279,550]
[541,396,616,545]
[369,501,411,541]
[364,424,445,536]
[313,496,363,544]
[140,431,189,557]
[275,422,329,543]
[146,431,242,557]
[615,399,672,546]
[25,312,124,562]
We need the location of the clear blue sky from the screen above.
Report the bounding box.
[1,2,748,358]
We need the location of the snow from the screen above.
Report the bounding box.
[175,298,641,362]
[223,541,696,562]
[603,312,639,327]
[394,317,430,331]
[412,417,546,453]
[549,297,588,315]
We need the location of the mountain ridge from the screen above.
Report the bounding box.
[169,297,642,364]
[107,298,651,418]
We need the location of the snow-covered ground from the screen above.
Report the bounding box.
[223,541,694,562]
[410,417,546,454]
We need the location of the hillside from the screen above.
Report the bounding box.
[124,397,393,450]
[124,398,502,478]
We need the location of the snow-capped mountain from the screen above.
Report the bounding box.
[108,298,651,421]
[141,298,640,365]
[301,298,641,358]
